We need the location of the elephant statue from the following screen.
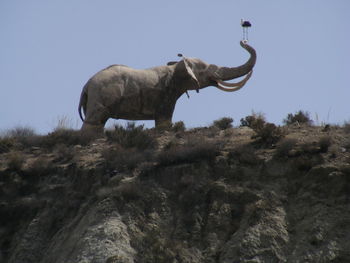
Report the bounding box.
[78,41,256,131]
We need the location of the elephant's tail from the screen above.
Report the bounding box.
[78,85,88,122]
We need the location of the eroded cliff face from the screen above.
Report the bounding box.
[1,125,350,263]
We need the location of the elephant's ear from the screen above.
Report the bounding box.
[167,61,178,66]
[174,59,200,90]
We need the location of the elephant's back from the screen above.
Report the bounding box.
[89,65,129,84]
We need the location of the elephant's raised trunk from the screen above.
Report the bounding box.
[214,41,256,81]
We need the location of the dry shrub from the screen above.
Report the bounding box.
[228,144,261,165]
[7,152,25,171]
[158,139,219,166]
[240,112,266,130]
[283,110,313,126]
[252,123,285,146]
[105,122,156,150]
[275,138,298,158]
[213,117,233,130]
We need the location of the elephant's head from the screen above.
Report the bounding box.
[171,41,256,94]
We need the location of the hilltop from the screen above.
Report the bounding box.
[1,116,350,263]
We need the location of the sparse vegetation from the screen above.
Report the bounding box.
[2,115,350,263]
[283,110,313,126]
[212,117,233,130]
[105,122,156,150]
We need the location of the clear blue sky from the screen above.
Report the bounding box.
[1,0,349,133]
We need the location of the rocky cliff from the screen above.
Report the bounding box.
[1,123,350,262]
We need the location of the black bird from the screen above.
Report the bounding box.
[241,19,251,27]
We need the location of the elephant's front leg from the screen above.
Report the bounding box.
[154,100,176,130]
[155,117,172,130]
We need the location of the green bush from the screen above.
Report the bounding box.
[213,117,233,130]
[105,122,156,150]
[283,110,312,125]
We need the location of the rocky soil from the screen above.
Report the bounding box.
[1,124,350,262]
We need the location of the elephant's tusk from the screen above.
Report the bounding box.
[216,70,253,88]
[215,83,245,92]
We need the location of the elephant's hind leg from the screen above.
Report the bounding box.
[81,108,109,134]
[81,121,105,134]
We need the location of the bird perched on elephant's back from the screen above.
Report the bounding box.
[78,41,256,132]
